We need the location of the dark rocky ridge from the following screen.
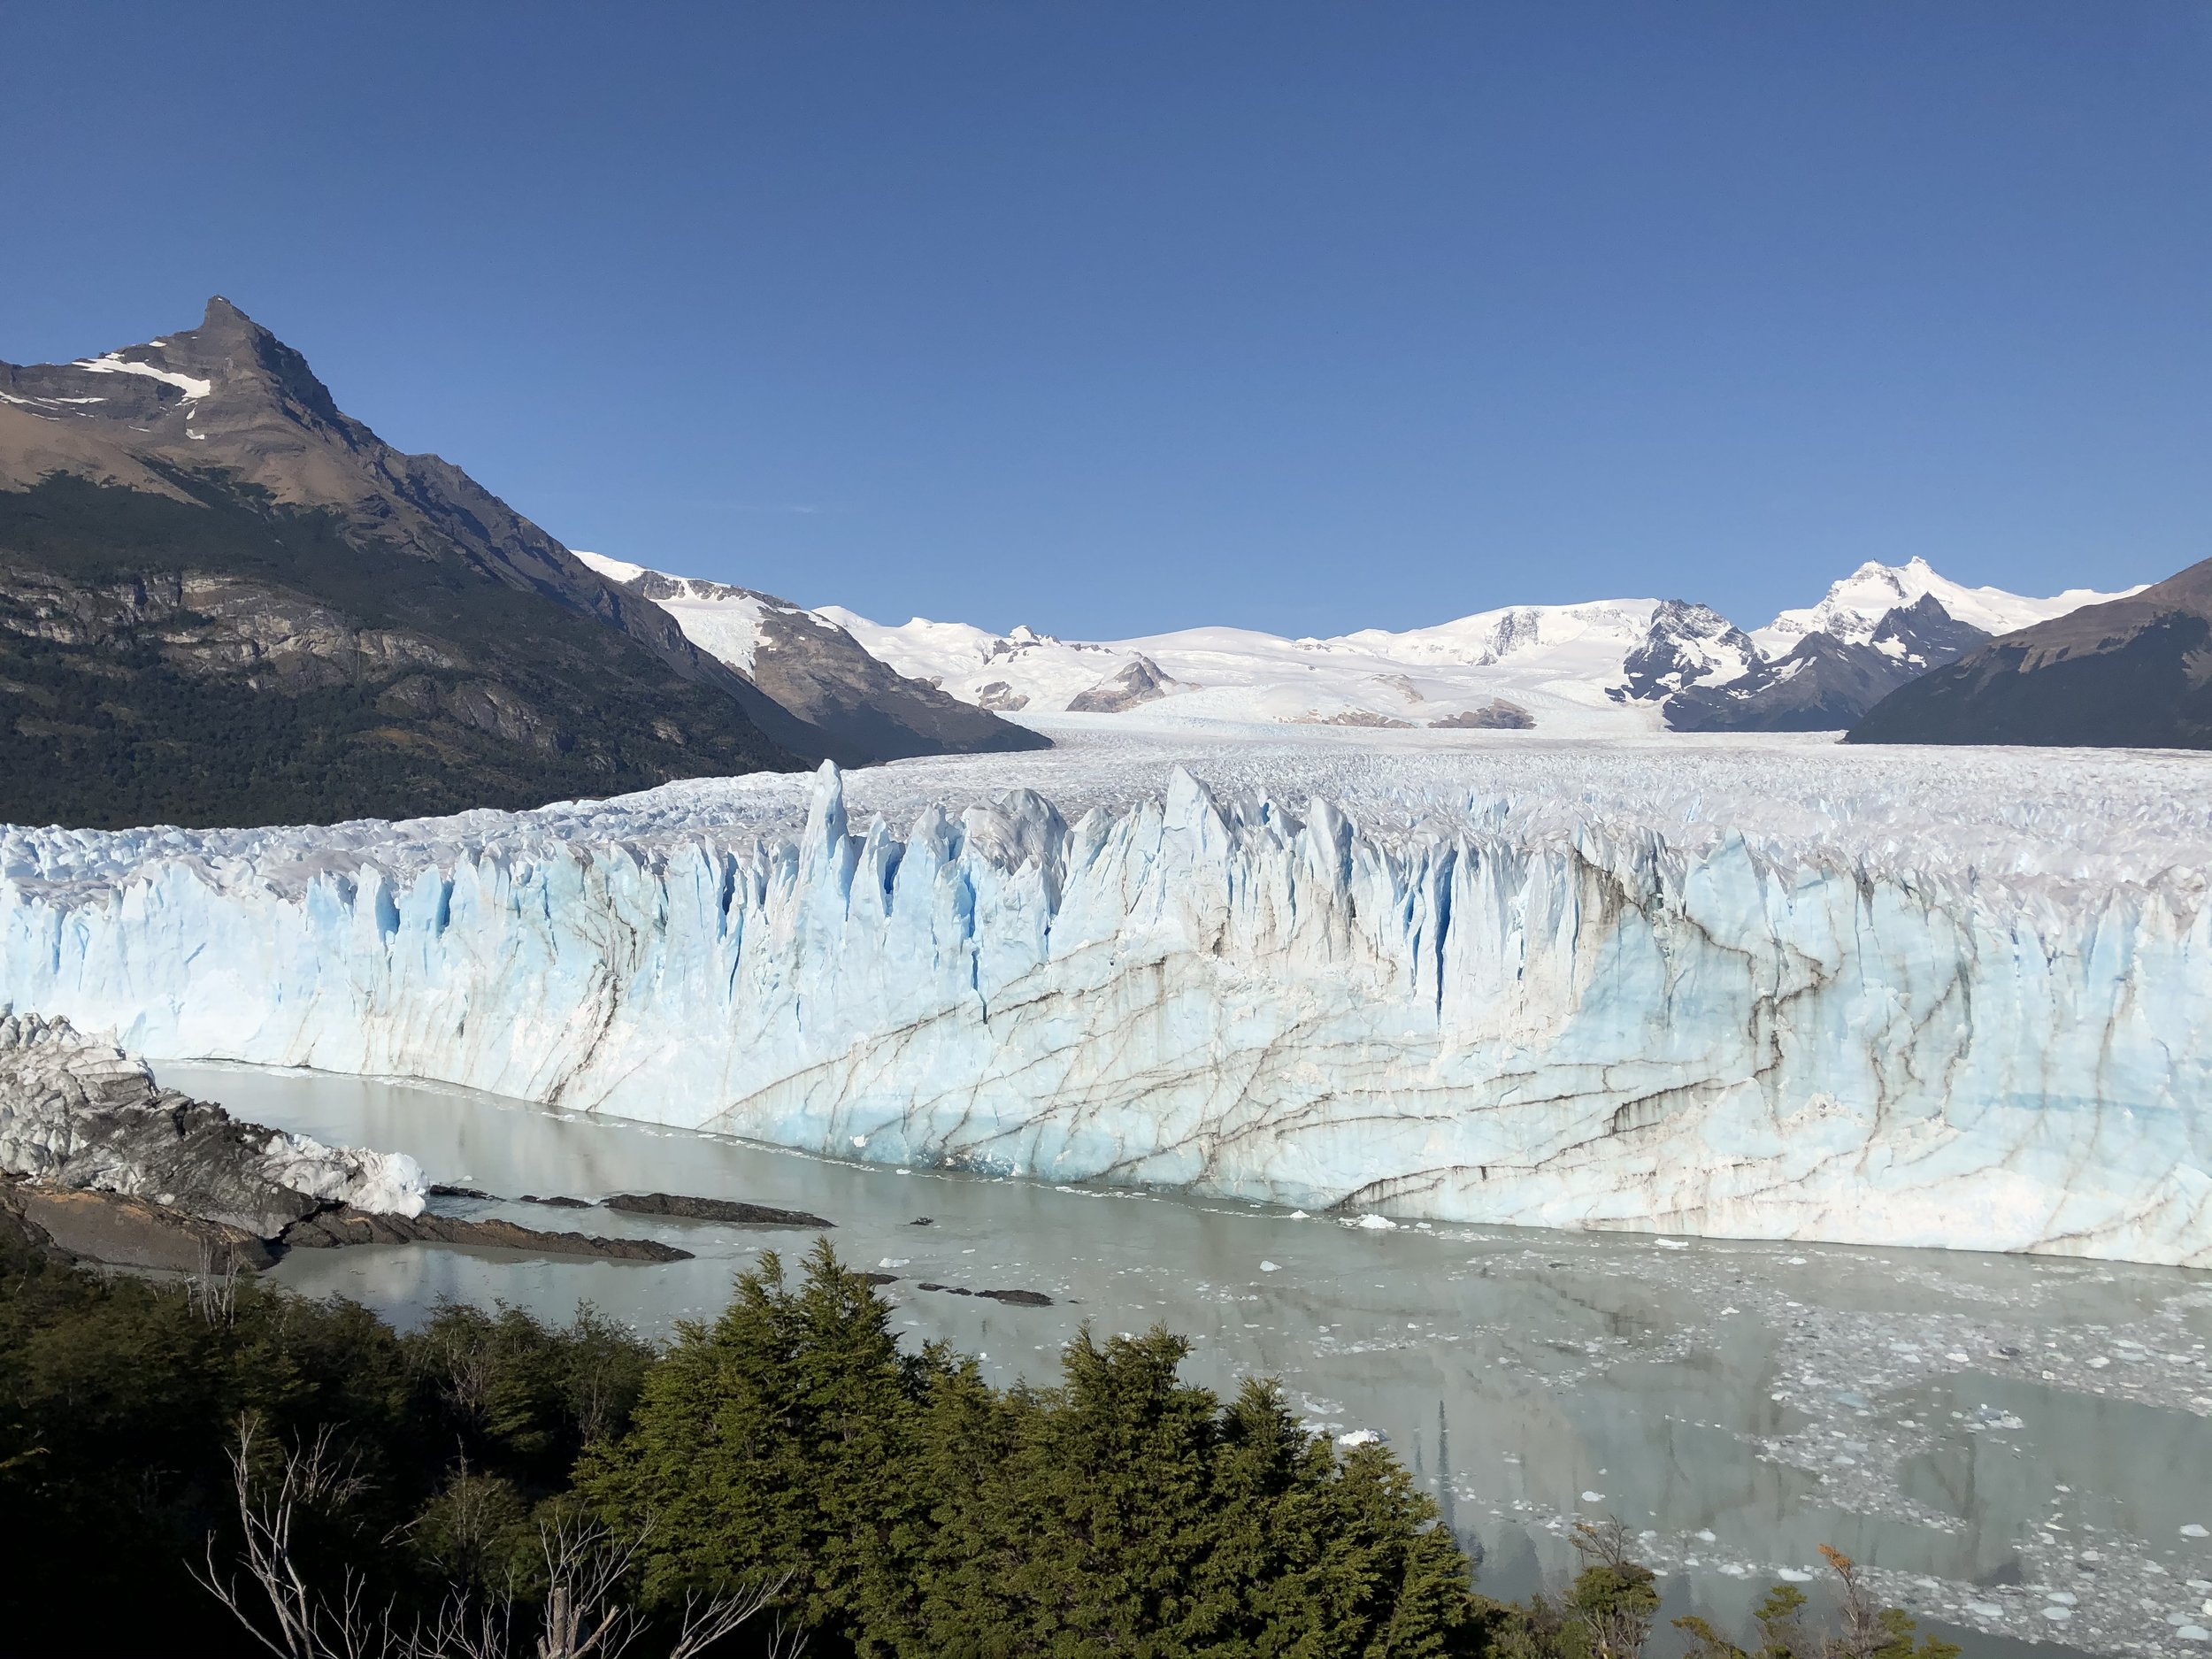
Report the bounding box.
[1665,594,1993,732]
[603,565,1047,765]
[603,1191,833,1227]
[1847,555,2212,749]
[1615,600,1759,703]
[0,298,825,827]
[282,1205,691,1260]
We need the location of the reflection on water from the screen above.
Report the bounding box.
[158,1063,2212,1658]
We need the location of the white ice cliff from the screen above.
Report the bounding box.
[0,734,2205,1264]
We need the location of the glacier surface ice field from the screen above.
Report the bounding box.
[2,726,2208,1266]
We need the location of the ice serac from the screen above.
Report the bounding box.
[0,756,2205,1266]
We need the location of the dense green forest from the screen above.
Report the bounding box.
[0,1229,1959,1658]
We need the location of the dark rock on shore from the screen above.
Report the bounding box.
[0,1010,419,1237]
[2,1180,276,1271]
[603,1192,833,1227]
[428,1183,496,1200]
[518,1194,592,1208]
[280,1207,691,1261]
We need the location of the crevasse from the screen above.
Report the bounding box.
[2,761,2206,1265]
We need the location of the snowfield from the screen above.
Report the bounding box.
[3,724,2207,1264]
[809,557,2140,733]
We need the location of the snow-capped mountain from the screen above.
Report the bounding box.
[573,552,1048,764]
[818,597,1763,735]
[1752,557,2140,657]
[804,564,2137,735]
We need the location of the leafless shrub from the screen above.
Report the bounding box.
[188,1243,241,1325]
[196,1417,793,1659]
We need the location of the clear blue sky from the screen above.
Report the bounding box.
[4,3,2207,637]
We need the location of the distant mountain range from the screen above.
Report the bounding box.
[0,300,1038,828]
[1848,554,2212,749]
[0,298,2183,836]
[593,549,2139,739]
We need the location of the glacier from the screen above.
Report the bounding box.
[0,729,2207,1266]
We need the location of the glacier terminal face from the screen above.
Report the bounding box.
[2,729,2207,1265]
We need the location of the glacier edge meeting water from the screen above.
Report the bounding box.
[3,741,2208,1268]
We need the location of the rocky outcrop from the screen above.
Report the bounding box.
[0,1010,422,1235]
[1429,700,1533,730]
[280,1206,691,1261]
[603,1192,833,1227]
[1067,655,1182,713]
[0,1180,275,1271]
[915,1281,1055,1307]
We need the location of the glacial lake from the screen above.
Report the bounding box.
[157,1062,2212,1659]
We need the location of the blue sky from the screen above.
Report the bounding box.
[4,2,2207,637]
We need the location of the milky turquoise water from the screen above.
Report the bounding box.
[158,1062,2212,1659]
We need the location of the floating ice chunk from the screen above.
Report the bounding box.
[1947,1351,1970,1363]
[1968,1602,2003,1619]
[1356,1215,1398,1232]
[2183,1525,2209,1539]
[1778,1569,1812,1583]
[1259,1260,1282,1272]
[1654,1237,1688,1249]
[2089,1356,2111,1370]
[1695,1529,1717,1542]
[2179,1626,2210,1643]
[877,1258,909,1269]
[1287,1210,1310,1219]
[1336,1429,1386,1448]
[2045,1592,2078,1606]
[851,1135,868,1148]
[1581,1491,1605,1502]
[2043,1607,2073,1622]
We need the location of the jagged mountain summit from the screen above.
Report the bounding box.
[1848,552,2212,749]
[0,299,1040,830]
[0,298,818,826]
[810,561,2137,736]
[1668,557,2149,733]
[572,552,1046,764]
